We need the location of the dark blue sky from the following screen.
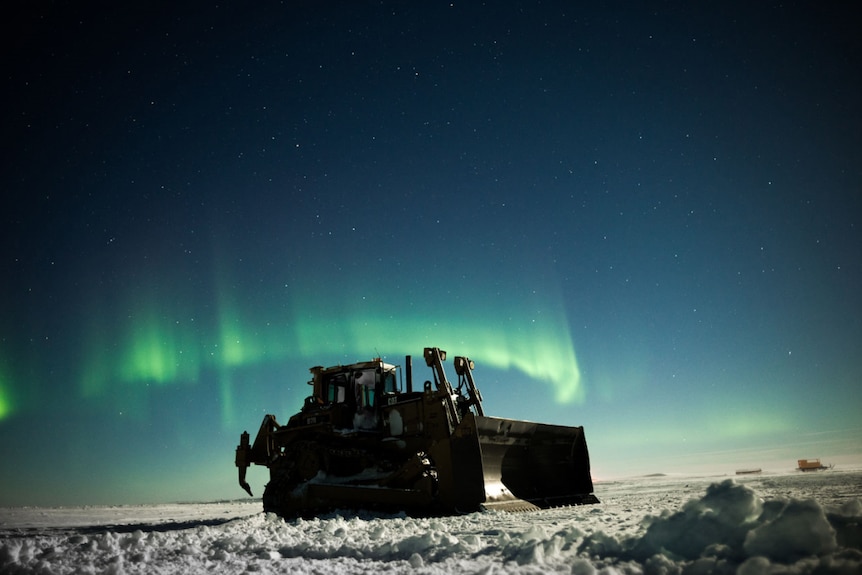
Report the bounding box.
[2,1,860,506]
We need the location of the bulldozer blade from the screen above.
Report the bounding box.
[474,415,599,510]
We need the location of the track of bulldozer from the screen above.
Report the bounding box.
[262,434,439,517]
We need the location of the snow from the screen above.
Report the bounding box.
[1,470,860,574]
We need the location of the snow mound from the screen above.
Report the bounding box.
[580,477,861,574]
[1,473,860,574]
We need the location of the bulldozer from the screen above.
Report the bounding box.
[235,346,599,517]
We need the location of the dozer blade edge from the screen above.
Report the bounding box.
[474,415,600,510]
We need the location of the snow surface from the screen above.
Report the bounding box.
[1,470,860,574]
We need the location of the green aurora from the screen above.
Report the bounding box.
[0,271,584,428]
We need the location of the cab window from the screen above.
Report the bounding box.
[325,374,348,404]
[382,370,397,393]
[354,369,376,408]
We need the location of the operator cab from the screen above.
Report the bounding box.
[307,360,400,430]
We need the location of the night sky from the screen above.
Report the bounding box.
[2,2,860,507]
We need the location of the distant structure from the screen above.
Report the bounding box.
[735,468,762,475]
[797,458,833,472]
